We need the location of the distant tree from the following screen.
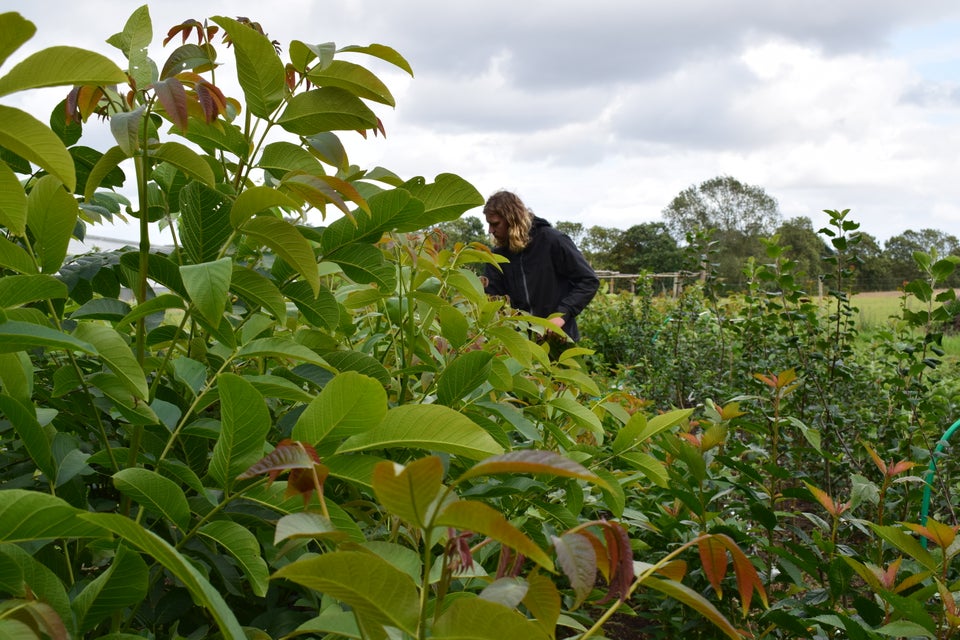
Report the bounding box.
[851,232,893,291]
[434,215,486,248]
[581,225,624,271]
[609,222,683,274]
[774,216,829,285]
[884,229,960,286]
[662,176,781,289]
[662,175,781,242]
[555,221,586,247]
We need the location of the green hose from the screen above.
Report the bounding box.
[919,417,960,547]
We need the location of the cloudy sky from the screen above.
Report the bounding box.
[8,0,960,245]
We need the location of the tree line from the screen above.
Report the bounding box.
[438,176,960,292]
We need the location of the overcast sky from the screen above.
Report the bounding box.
[8,0,960,246]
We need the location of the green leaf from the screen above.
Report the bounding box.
[401,173,486,228]
[78,512,246,639]
[618,451,670,488]
[236,337,332,369]
[273,551,419,635]
[548,397,605,444]
[0,394,55,480]
[319,350,390,385]
[179,181,232,264]
[70,298,132,321]
[198,520,269,597]
[280,173,362,216]
[106,5,153,90]
[230,184,300,228]
[237,482,365,542]
[109,107,143,157]
[26,174,78,273]
[0,490,106,542]
[292,371,387,444]
[283,280,340,329]
[83,146,129,203]
[338,404,505,460]
[436,351,492,407]
[159,43,216,79]
[306,60,395,106]
[273,512,346,545]
[337,43,413,76]
[88,372,158,425]
[371,457,446,529]
[241,216,320,296]
[211,16,286,119]
[180,257,232,326]
[320,189,421,253]
[431,593,551,640]
[486,326,533,368]
[437,304,469,349]
[523,572,562,638]
[869,524,937,571]
[0,544,73,636]
[277,87,377,135]
[0,274,66,308]
[0,320,96,355]
[0,46,126,97]
[0,352,32,404]
[436,500,553,571]
[326,242,396,289]
[119,251,188,298]
[71,545,148,634]
[115,293,184,330]
[258,141,326,179]
[874,620,936,638]
[0,12,37,69]
[152,141,215,186]
[0,236,37,274]
[231,267,287,321]
[113,468,191,531]
[324,453,385,490]
[551,368,602,397]
[642,576,741,640]
[208,373,271,491]
[613,408,694,454]
[0,159,27,235]
[74,323,148,399]
[0,106,75,190]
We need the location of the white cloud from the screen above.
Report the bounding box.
[6,0,960,244]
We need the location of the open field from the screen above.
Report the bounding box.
[850,290,960,355]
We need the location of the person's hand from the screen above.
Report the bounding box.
[548,316,566,331]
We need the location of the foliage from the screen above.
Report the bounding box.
[580,206,960,638]
[0,7,763,640]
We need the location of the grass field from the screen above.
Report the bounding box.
[849,290,960,355]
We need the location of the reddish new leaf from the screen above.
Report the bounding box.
[152,77,189,131]
[904,518,958,551]
[698,536,728,598]
[714,534,769,613]
[237,439,318,480]
[598,521,634,604]
[457,450,610,490]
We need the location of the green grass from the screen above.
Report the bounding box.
[848,291,960,357]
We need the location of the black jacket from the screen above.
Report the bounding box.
[483,217,599,341]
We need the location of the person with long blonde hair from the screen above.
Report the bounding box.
[482,190,599,342]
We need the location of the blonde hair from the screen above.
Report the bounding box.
[484,190,533,253]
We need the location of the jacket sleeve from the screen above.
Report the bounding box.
[483,261,507,297]
[552,234,600,320]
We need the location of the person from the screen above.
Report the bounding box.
[482,190,599,342]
